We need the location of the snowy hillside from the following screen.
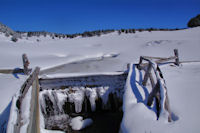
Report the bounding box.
[0,27,200,70]
[0,27,200,133]
[0,22,21,42]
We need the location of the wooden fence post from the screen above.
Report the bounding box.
[142,63,152,86]
[22,54,30,75]
[138,57,143,69]
[174,49,179,66]
[127,63,130,70]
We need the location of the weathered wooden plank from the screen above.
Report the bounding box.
[149,73,155,89]
[139,49,180,68]
[142,63,152,86]
[28,76,40,133]
[0,69,14,74]
[153,66,172,122]
[138,57,143,66]
[15,67,40,133]
[164,91,171,122]
[18,67,40,105]
[147,81,160,107]
[180,60,200,63]
[140,55,176,63]
[0,68,32,74]
[139,64,155,88]
[155,56,176,64]
[0,69,23,74]
[142,56,169,60]
[138,56,176,68]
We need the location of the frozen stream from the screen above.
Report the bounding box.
[39,73,127,132]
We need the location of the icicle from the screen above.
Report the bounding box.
[96,86,110,110]
[68,87,85,113]
[40,92,47,115]
[85,87,98,112]
[56,90,68,114]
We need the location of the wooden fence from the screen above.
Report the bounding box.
[0,54,40,133]
[0,54,32,75]
[137,49,180,122]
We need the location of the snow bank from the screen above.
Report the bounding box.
[0,74,27,113]
[0,101,12,133]
[6,91,21,133]
[121,64,164,133]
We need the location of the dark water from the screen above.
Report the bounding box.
[70,111,123,133]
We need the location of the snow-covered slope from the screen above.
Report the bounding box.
[0,27,200,132]
[0,22,18,37]
[0,27,199,71]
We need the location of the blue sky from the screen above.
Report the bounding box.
[0,0,200,34]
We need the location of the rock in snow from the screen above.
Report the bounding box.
[70,116,93,130]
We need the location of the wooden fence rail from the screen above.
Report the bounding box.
[139,49,179,68]
[14,67,40,133]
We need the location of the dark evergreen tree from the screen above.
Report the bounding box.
[187,14,200,27]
